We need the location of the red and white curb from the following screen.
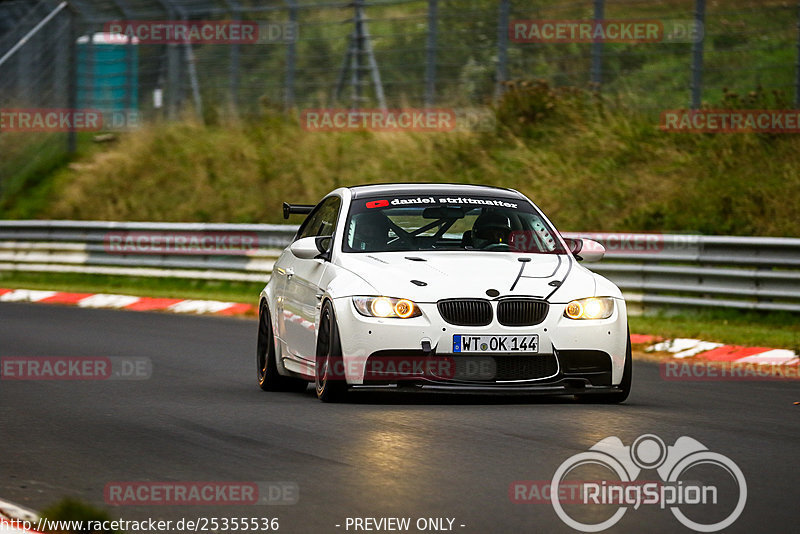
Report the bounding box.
[2,288,795,365]
[632,335,798,366]
[0,288,255,316]
[0,520,40,534]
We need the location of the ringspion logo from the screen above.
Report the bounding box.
[550,434,746,532]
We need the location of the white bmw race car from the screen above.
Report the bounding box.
[257,183,631,402]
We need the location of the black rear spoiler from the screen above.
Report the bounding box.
[283,202,314,219]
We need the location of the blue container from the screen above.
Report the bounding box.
[76,33,139,113]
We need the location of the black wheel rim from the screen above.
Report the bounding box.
[316,307,331,389]
[257,305,271,382]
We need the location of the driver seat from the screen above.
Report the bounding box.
[471,211,513,249]
[352,212,391,251]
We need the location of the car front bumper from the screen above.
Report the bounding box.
[330,296,628,388]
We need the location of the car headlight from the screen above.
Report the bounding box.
[564,297,615,320]
[353,297,422,319]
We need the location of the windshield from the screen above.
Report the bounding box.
[343,194,567,254]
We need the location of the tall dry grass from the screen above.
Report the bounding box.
[31,85,800,236]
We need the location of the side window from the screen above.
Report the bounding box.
[296,197,341,241]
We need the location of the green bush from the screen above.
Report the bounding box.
[39,498,122,534]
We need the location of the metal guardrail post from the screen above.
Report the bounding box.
[229,2,242,113]
[590,0,605,87]
[795,0,800,108]
[424,0,438,107]
[690,0,706,109]
[285,1,298,110]
[67,3,78,154]
[494,0,510,100]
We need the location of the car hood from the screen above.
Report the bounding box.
[335,251,593,302]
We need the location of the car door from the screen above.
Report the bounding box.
[282,196,341,362]
[271,250,292,344]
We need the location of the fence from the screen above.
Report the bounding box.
[1,221,799,313]
[1,1,800,188]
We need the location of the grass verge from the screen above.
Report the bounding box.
[2,83,796,237]
[630,309,800,351]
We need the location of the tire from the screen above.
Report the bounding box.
[315,301,348,402]
[257,302,308,392]
[575,326,632,404]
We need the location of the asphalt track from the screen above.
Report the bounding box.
[0,302,797,533]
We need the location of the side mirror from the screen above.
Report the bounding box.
[315,236,332,261]
[566,237,604,262]
[289,236,332,260]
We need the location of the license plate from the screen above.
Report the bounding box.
[453,334,539,353]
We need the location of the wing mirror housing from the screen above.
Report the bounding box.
[290,236,332,261]
[565,237,605,262]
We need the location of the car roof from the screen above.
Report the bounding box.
[348,183,524,200]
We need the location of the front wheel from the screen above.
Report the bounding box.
[575,326,632,404]
[315,301,348,402]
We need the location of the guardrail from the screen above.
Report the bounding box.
[0,220,296,283]
[1,221,798,313]
[561,232,800,313]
